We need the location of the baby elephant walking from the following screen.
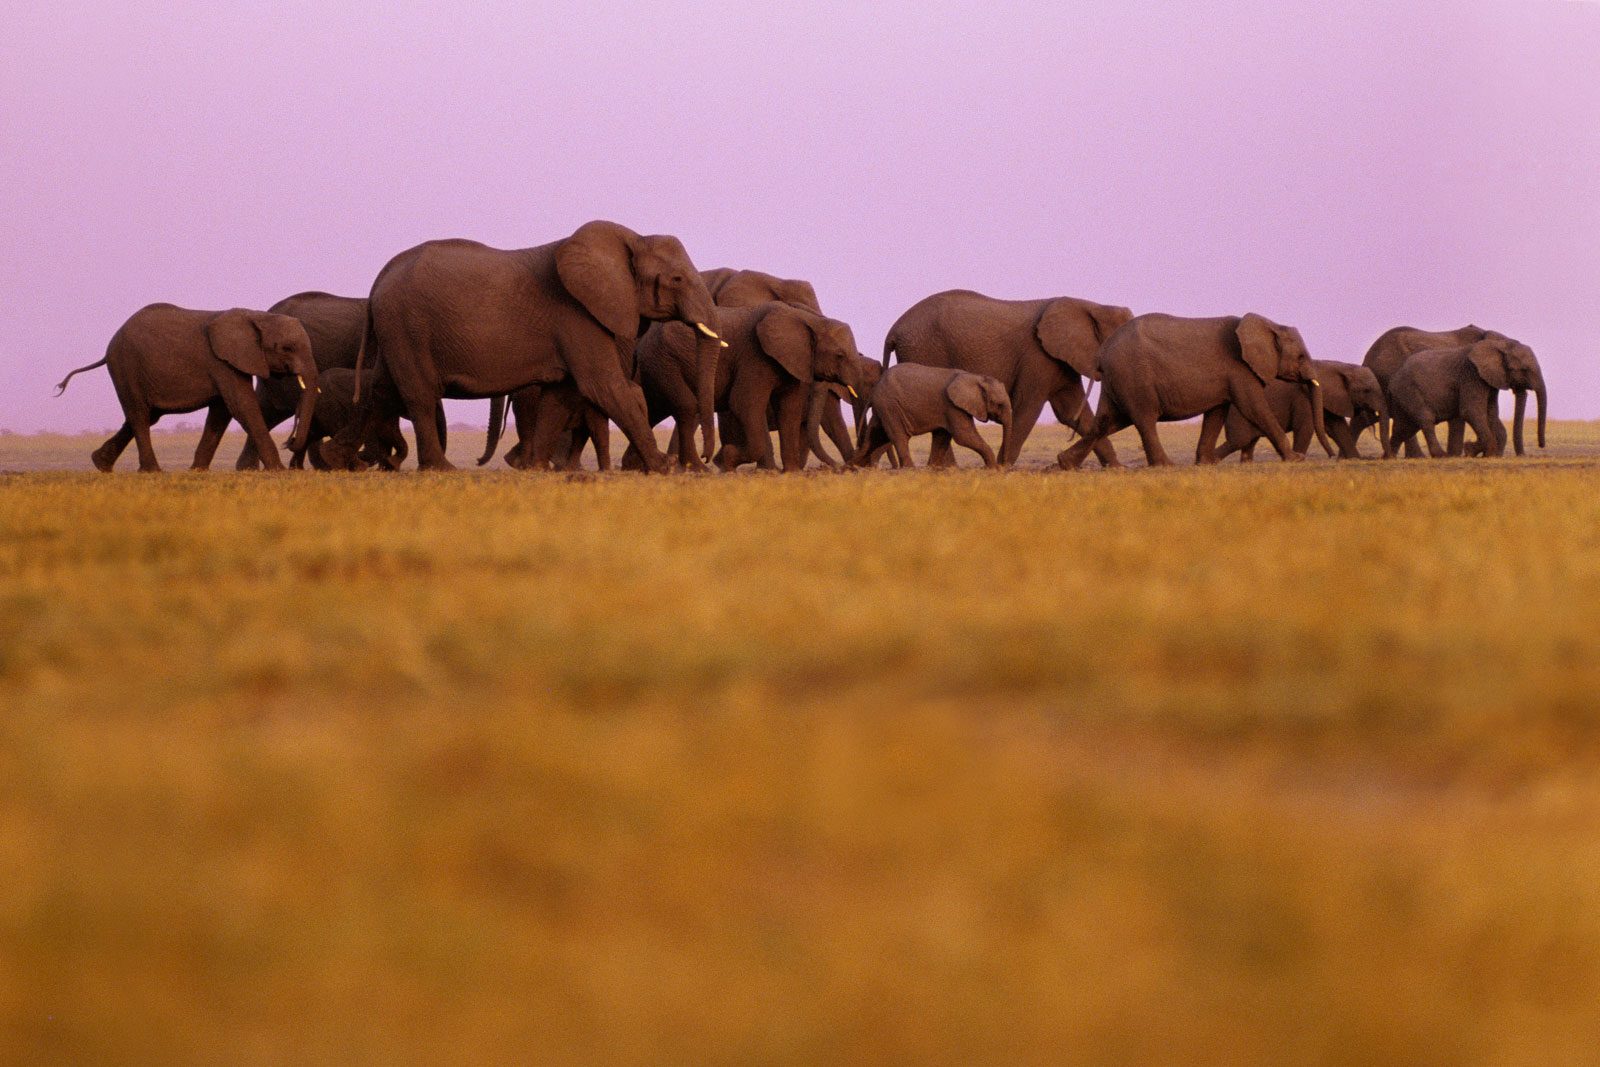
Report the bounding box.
[853,365,1012,468]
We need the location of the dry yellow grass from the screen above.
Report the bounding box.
[4,423,1600,1066]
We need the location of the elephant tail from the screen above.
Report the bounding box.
[350,303,374,403]
[53,356,108,396]
[881,329,899,370]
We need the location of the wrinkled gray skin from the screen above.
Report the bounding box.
[1387,339,1548,458]
[883,289,1132,467]
[321,220,720,473]
[55,303,317,472]
[290,367,411,471]
[631,303,867,472]
[1357,325,1545,457]
[1216,360,1391,461]
[853,364,1013,469]
[1060,313,1333,469]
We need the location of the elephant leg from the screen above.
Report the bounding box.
[730,381,778,470]
[1238,441,1257,463]
[93,423,135,472]
[652,374,706,472]
[1213,431,1244,462]
[1230,386,1298,462]
[567,344,668,474]
[1058,402,1130,470]
[1194,406,1228,464]
[131,410,163,472]
[948,415,997,468]
[775,386,811,472]
[216,374,284,471]
[379,351,450,470]
[1049,378,1119,468]
[190,400,232,470]
[1327,415,1361,459]
[1418,416,1447,459]
[1131,409,1173,467]
[1461,395,1498,459]
[929,429,955,468]
[1446,420,1466,457]
[889,426,915,469]
[819,394,854,469]
[1002,387,1049,468]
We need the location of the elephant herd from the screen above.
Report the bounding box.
[54,218,1548,474]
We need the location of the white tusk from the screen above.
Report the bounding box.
[695,322,721,341]
[720,340,729,349]
[847,385,858,398]
[297,376,306,389]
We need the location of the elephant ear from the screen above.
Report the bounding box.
[1235,314,1282,385]
[206,309,271,378]
[755,305,817,381]
[1034,299,1107,379]
[1468,341,1510,390]
[556,221,640,340]
[946,375,989,420]
[1318,365,1356,419]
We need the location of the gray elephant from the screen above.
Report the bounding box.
[1357,324,1545,457]
[321,220,722,472]
[480,382,612,471]
[1386,338,1548,458]
[237,292,365,469]
[55,303,317,472]
[853,364,1013,469]
[1059,313,1333,469]
[1214,359,1391,461]
[883,289,1133,467]
[631,303,865,472]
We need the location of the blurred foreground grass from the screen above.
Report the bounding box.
[4,425,1600,1066]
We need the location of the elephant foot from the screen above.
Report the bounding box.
[91,450,117,473]
[137,464,162,473]
[1056,449,1083,470]
[418,456,457,471]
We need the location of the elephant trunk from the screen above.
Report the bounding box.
[1308,378,1334,458]
[996,402,1014,466]
[805,387,839,469]
[286,358,318,456]
[1534,372,1547,451]
[694,329,720,463]
[1512,388,1527,456]
[478,394,506,466]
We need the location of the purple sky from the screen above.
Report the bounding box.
[4,0,1598,433]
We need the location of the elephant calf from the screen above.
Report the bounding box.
[853,364,1012,469]
[1216,360,1391,461]
[1387,339,1547,458]
[55,303,317,472]
[294,368,410,470]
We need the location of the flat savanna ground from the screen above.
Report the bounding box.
[4,421,1600,1066]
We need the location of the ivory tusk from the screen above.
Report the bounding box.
[847,385,858,398]
[297,376,306,389]
[695,322,722,341]
[720,340,729,349]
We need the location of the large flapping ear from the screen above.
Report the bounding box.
[555,221,640,339]
[1034,299,1106,379]
[945,375,989,419]
[1235,313,1282,385]
[1468,340,1510,390]
[1318,364,1356,418]
[754,304,818,381]
[206,309,271,377]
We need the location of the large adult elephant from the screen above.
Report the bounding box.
[54,304,317,472]
[1058,313,1333,469]
[1387,338,1547,458]
[1357,324,1545,456]
[321,221,721,472]
[882,289,1132,467]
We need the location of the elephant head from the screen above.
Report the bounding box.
[701,268,822,315]
[754,305,867,399]
[207,310,318,455]
[1035,298,1134,380]
[1311,360,1391,458]
[1467,337,1546,453]
[555,220,722,461]
[1236,314,1334,458]
[948,374,1014,463]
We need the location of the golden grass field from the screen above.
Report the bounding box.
[5,420,1600,1066]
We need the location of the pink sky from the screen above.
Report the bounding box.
[4,0,1597,433]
